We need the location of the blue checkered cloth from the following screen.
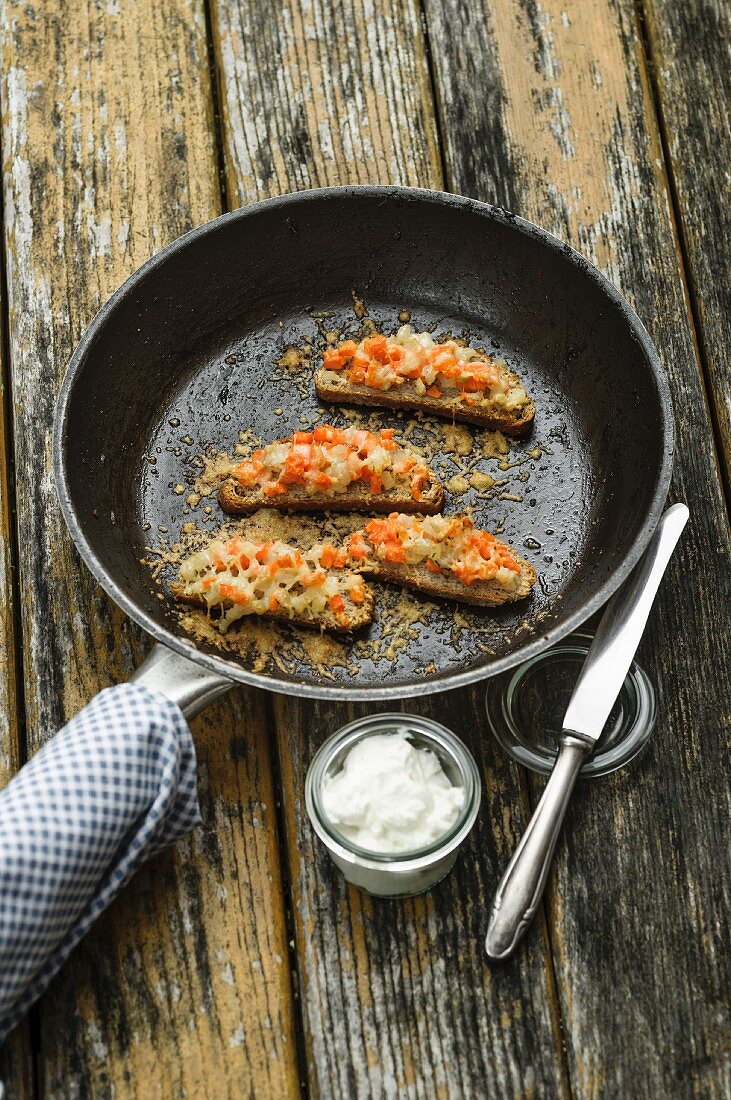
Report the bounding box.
[0,683,200,1042]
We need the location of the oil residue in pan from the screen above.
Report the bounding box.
[139,297,592,691]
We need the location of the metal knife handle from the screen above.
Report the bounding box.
[485,734,591,959]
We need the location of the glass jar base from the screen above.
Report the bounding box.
[485,631,657,777]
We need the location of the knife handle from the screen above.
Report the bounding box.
[485,734,591,960]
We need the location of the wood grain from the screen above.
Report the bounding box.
[423,0,731,1094]
[641,0,731,489]
[210,2,572,1095]
[0,0,299,1094]
[209,0,442,201]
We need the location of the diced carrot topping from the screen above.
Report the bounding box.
[202,577,216,589]
[234,461,258,485]
[271,555,293,571]
[426,385,442,398]
[322,348,343,370]
[315,473,333,489]
[255,543,272,563]
[347,532,369,560]
[349,583,365,604]
[301,570,326,587]
[365,362,382,387]
[425,559,442,575]
[412,472,430,502]
[219,583,250,606]
[281,454,307,483]
[292,431,313,445]
[369,474,382,495]
[364,335,388,361]
[269,594,280,611]
[329,594,346,614]
[320,545,346,569]
[383,543,407,563]
[264,482,287,496]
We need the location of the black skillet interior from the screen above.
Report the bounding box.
[58,188,673,698]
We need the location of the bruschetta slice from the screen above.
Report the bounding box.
[347,512,536,607]
[315,327,534,436]
[172,534,374,633]
[218,424,443,515]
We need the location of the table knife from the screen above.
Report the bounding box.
[485,503,689,960]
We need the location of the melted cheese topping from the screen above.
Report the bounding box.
[233,425,433,502]
[321,326,529,413]
[177,535,366,631]
[351,513,522,589]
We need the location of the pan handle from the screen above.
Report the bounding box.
[130,642,233,719]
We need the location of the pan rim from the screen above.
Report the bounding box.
[53,184,675,700]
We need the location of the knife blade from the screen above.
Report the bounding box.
[562,502,689,742]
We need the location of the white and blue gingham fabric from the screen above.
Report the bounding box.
[0,683,200,1042]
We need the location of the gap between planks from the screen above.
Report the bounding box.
[0,77,40,1100]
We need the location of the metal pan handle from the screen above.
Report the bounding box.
[130,642,233,719]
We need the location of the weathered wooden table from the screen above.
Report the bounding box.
[0,0,728,1096]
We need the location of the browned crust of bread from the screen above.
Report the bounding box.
[370,550,537,608]
[170,581,374,634]
[218,475,444,516]
[315,371,535,437]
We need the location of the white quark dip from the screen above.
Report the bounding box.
[320,730,465,853]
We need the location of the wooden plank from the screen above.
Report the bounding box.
[423,0,731,1094]
[0,1,299,1095]
[641,0,731,488]
[210,0,442,198]
[210,2,571,1095]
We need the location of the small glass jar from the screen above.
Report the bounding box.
[485,631,657,777]
[305,713,481,897]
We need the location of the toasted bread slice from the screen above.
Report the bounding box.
[316,327,535,436]
[218,425,444,516]
[315,371,535,436]
[218,475,444,516]
[172,531,376,634]
[171,582,373,634]
[349,513,537,607]
[372,553,536,608]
